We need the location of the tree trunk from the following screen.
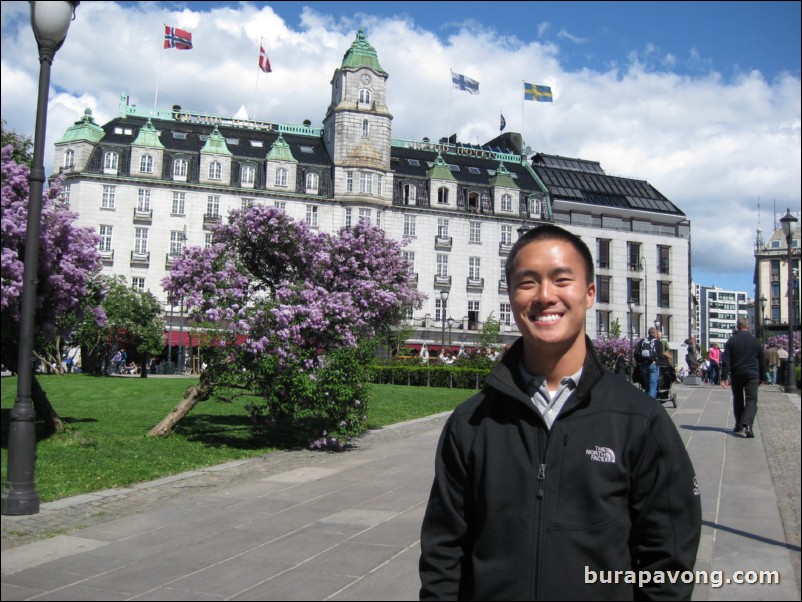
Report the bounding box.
[147,383,210,437]
[31,376,64,436]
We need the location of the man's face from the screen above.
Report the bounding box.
[508,238,595,354]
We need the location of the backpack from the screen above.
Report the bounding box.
[635,337,658,363]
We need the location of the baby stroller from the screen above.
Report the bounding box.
[635,361,677,408]
[655,362,678,408]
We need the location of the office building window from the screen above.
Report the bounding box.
[404,215,416,237]
[173,158,188,178]
[134,228,148,254]
[98,225,113,252]
[208,160,222,180]
[139,154,154,173]
[469,222,481,243]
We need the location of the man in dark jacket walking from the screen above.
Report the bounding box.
[721,318,765,438]
[419,224,702,600]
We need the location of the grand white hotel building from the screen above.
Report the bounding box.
[51,30,692,359]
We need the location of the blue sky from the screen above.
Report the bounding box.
[1,1,800,295]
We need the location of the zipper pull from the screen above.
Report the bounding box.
[537,463,546,498]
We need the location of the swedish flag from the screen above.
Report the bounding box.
[524,83,553,103]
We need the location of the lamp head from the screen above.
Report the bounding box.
[780,208,798,238]
[30,1,79,51]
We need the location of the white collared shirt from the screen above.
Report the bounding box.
[519,364,583,430]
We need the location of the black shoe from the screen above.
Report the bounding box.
[744,426,754,438]
[732,425,743,433]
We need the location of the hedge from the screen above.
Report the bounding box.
[369,364,491,389]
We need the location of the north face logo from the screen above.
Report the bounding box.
[586,446,616,463]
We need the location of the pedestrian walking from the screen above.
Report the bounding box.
[419,224,701,600]
[765,343,780,384]
[721,318,766,438]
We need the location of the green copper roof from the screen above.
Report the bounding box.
[427,153,456,181]
[56,108,105,144]
[490,161,518,189]
[200,126,232,155]
[266,134,297,163]
[131,119,165,149]
[341,28,387,75]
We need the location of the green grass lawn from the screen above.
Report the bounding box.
[1,374,473,502]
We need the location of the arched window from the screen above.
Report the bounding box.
[362,119,369,137]
[275,167,288,187]
[241,165,255,186]
[173,158,188,178]
[501,193,512,212]
[468,192,480,213]
[63,149,74,169]
[530,196,543,217]
[208,161,222,180]
[359,89,371,104]
[437,187,449,204]
[403,183,417,205]
[139,154,154,173]
[305,172,319,193]
[103,151,118,171]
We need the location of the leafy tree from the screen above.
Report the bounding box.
[478,312,501,350]
[72,276,165,376]
[154,205,424,447]
[1,140,104,434]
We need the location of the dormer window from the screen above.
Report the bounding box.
[275,167,288,187]
[173,158,188,179]
[468,192,480,213]
[501,193,513,212]
[306,172,319,194]
[63,149,75,169]
[103,151,118,172]
[437,187,449,204]
[241,165,255,186]
[403,183,417,205]
[139,154,154,173]
[208,160,222,180]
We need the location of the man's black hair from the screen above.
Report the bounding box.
[504,223,595,287]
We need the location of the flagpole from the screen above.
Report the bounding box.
[154,25,165,110]
[521,80,525,144]
[447,69,453,150]
[252,37,262,122]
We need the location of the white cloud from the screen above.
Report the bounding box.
[1,1,798,293]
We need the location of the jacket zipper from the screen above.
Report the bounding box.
[533,427,550,600]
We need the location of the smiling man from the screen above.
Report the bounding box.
[419,224,702,601]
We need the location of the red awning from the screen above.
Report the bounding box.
[165,331,200,347]
[164,331,249,348]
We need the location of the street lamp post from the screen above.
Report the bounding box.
[440,290,449,360]
[2,1,79,516]
[447,316,455,349]
[780,209,798,395]
[759,295,767,343]
[628,301,635,381]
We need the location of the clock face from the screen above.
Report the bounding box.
[361,74,371,85]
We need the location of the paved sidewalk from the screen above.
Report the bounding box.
[2,383,800,600]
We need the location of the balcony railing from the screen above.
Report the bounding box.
[130,251,150,265]
[435,235,452,249]
[499,241,513,255]
[466,277,484,290]
[133,208,153,222]
[434,274,452,286]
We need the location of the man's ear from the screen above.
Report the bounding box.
[586,282,596,308]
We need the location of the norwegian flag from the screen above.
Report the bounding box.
[259,44,272,73]
[164,26,193,50]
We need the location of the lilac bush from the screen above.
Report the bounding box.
[164,206,424,447]
[592,336,632,370]
[1,144,104,371]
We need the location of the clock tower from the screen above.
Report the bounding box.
[323,29,393,203]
